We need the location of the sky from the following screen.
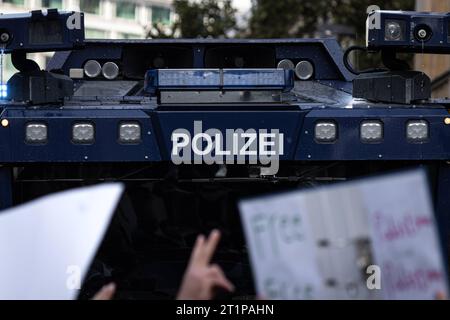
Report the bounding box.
[232,0,252,13]
[232,0,252,28]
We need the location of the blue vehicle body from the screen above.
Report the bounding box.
[3,39,449,164]
[1,14,450,297]
[1,37,450,240]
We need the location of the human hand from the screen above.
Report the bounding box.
[92,283,116,300]
[177,230,235,300]
[435,291,447,300]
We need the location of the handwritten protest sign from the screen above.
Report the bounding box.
[240,193,326,299]
[361,171,448,299]
[239,169,448,299]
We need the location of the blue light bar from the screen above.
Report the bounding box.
[0,84,7,99]
[157,69,221,87]
[144,68,295,95]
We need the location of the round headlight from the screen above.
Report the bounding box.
[84,60,101,78]
[277,59,295,70]
[295,61,314,80]
[102,62,119,80]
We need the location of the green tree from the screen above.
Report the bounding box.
[248,0,326,38]
[248,0,414,39]
[248,0,415,70]
[148,0,238,38]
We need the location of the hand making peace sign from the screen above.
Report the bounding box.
[177,229,235,300]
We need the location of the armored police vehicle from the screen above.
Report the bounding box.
[0,9,448,298]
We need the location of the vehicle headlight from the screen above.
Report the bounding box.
[277,59,295,70]
[84,60,101,78]
[26,123,47,144]
[0,84,8,98]
[384,20,405,41]
[295,61,314,80]
[102,62,119,80]
[119,122,141,144]
[360,120,383,143]
[72,123,95,144]
[406,120,428,142]
[315,121,337,143]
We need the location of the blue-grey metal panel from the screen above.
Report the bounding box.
[296,107,450,160]
[154,110,306,161]
[3,105,450,163]
[0,107,161,162]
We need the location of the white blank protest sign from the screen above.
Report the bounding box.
[239,169,448,300]
[0,183,124,300]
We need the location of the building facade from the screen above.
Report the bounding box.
[0,0,173,81]
[414,0,450,97]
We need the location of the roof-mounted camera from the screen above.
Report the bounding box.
[366,10,450,53]
[0,10,85,104]
[0,9,84,53]
[350,10,450,104]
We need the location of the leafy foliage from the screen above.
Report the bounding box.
[148,0,238,38]
[247,0,415,69]
[148,0,415,70]
[248,0,415,39]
